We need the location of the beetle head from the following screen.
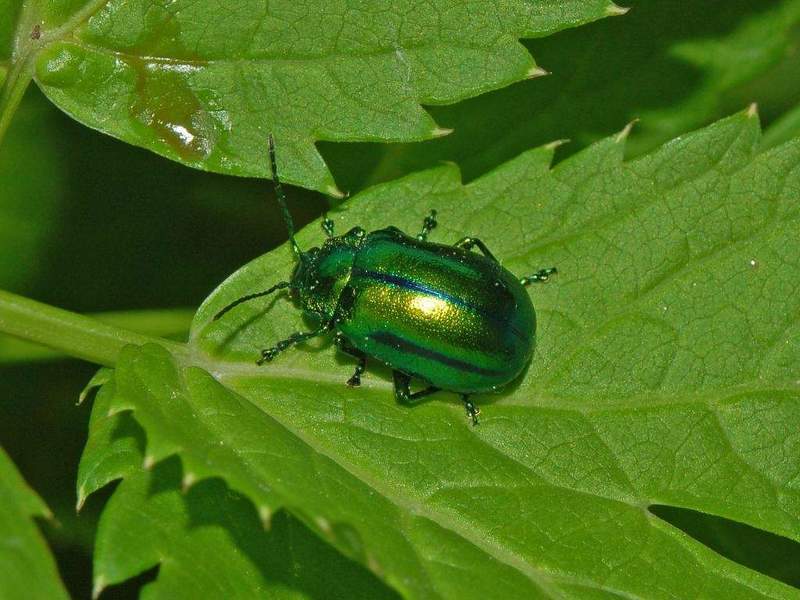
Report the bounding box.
[291,227,366,322]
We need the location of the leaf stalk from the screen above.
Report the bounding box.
[0,289,186,366]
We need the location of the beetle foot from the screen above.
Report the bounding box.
[520,267,558,286]
[346,374,361,387]
[256,348,279,365]
[463,396,480,425]
[416,209,438,241]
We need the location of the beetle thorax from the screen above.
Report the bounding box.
[291,227,365,322]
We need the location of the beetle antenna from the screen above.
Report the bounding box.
[213,281,291,321]
[268,134,302,258]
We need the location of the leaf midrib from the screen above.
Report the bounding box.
[58,37,521,66]
[198,348,800,411]
[213,368,617,599]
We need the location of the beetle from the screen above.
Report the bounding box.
[214,135,556,424]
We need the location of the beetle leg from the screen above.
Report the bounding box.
[321,214,335,238]
[257,327,328,365]
[416,209,438,241]
[335,333,368,386]
[520,267,557,286]
[347,356,367,386]
[462,395,480,425]
[454,237,498,263]
[392,371,440,404]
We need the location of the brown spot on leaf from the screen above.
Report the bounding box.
[128,57,215,162]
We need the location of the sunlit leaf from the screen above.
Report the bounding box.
[3,0,622,193]
[86,110,800,598]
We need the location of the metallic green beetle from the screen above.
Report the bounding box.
[214,135,556,424]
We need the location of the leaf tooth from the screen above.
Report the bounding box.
[615,119,639,143]
[76,486,87,512]
[526,65,550,79]
[181,472,197,493]
[747,102,759,118]
[78,368,112,405]
[315,515,333,535]
[431,127,454,138]
[325,184,346,199]
[606,3,630,16]
[258,505,273,530]
[142,455,156,470]
[92,576,106,600]
[545,139,570,151]
[367,554,383,577]
[106,405,127,418]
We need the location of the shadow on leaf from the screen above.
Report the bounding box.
[650,504,800,589]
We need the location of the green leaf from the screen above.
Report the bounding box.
[82,110,800,598]
[0,0,620,194]
[78,374,398,599]
[332,0,800,191]
[0,447,69,600]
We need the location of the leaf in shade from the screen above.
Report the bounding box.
[328,0,800,192]
[0,447,69,600]
[78,375,398,599]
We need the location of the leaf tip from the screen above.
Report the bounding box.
[747,102,759,118]
[76,488,86,512]
[92,576,106,600]
[431,127,454,138]
[258,505,273,530]
[526,65,550,79]
[606,3,630,16]
[143,455,156,470]
[615,119,639,143]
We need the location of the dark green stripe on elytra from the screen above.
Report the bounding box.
[369,331,505,378]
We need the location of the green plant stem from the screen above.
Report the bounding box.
[0,57,33,147]
[0,307,194,364]
[0,289,186,367]
[0,0,40,148]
